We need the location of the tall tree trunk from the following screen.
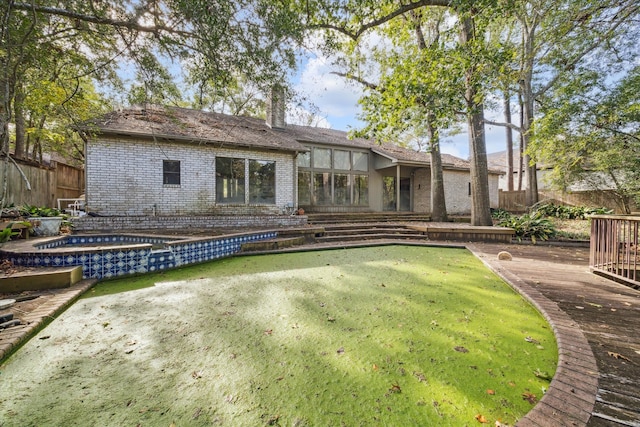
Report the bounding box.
[517,90,524,191]
[460,17,492,226]
[427,117,447,222]
[13,82,25,159]
[503,90,514,191]
[521,22,539,207]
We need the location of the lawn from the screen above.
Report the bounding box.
[0,246,557,426]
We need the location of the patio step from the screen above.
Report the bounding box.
[316,233,427,243]
[315,223,427,243]
[306,212,430,224]
[0,266,83,293]
[241,236,306,252]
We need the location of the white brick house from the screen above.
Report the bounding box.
[83,105,499,218]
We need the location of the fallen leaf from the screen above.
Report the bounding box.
[373,364,379,371]
[608,351,632,362]
[413,371,427,382]
[389,383,402,393]
[587,302,603,308]
[475,413,489,423]
[525,336,540,344]
[534,368,552,380]
[522,392,538,404]
[486,389,495,395]
[454,346,469,353]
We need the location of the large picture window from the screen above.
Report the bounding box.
[334,174,350,205]
[313,172,331,205]
[249,160,275,204]
[354,175,369,206]
[298,171,311,205]
[163,160,181,185]
[298,146,370,208]
[216,157,245,203]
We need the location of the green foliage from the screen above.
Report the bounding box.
[496,212,557,243]
[20,205,62,218]
[531,203,612,220]
[0,227,19,243]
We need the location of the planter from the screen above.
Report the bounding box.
[30,216,63,237]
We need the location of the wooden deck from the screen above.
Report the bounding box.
[473,243,640,426]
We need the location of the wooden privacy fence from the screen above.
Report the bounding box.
[590,215,640,289]
[0,157,84,208]
[498,190,527,212]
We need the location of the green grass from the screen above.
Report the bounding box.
[1,246,556,426]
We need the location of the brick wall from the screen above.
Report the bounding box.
[86,137,296,216]
[72,215,306,232]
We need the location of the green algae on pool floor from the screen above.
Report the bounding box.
[0,246,557,426]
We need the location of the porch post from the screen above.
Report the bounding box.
[396,165,400,212]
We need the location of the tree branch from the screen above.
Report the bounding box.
[330,71,378,90]
[312,0,451,40]
[483,119,523,134]
[11,2,194,38]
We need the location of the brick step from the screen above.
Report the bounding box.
[316,233,428,243]
[321,228,425,237]
[306,213,430,225]
[241,236,306,252]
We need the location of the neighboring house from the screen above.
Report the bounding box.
[486,148,549,192]
[82,104,499,218]
[487,149,633,212]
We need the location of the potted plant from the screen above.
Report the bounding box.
[21,205,65,237]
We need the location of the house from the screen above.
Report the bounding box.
[487,149,634,213]
[80,103,499,227]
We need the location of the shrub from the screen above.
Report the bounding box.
[532,203,612,220]
[496,211,557,243]
[20,205,63,217]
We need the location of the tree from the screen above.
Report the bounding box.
[484,0,640,207]
[344,8,462,222]
[1,0,303,206]
[304,0,503,225]
[531,66,640,213]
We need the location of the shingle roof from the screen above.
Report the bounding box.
[90,105,308,153]
[89,105,476,171]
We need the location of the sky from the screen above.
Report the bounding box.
[290,51,511,161]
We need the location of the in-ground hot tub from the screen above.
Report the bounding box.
[2,231,278,280]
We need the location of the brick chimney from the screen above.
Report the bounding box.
[266,85,286,129]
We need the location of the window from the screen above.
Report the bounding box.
[353,175,369,206]
[297,151,310,167]
[313,147,331,169]
[163,160,181,185]
[216,157,245,203]
[298,171,311,205]
[334,150,350,170]
[334,174,350,205]
[313,172,331,205]
[249,160,275,204]
[352,152,368,171]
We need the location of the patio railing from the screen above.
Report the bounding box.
[590,215,640,289]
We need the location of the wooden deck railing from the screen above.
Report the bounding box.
[590,215,640,289]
